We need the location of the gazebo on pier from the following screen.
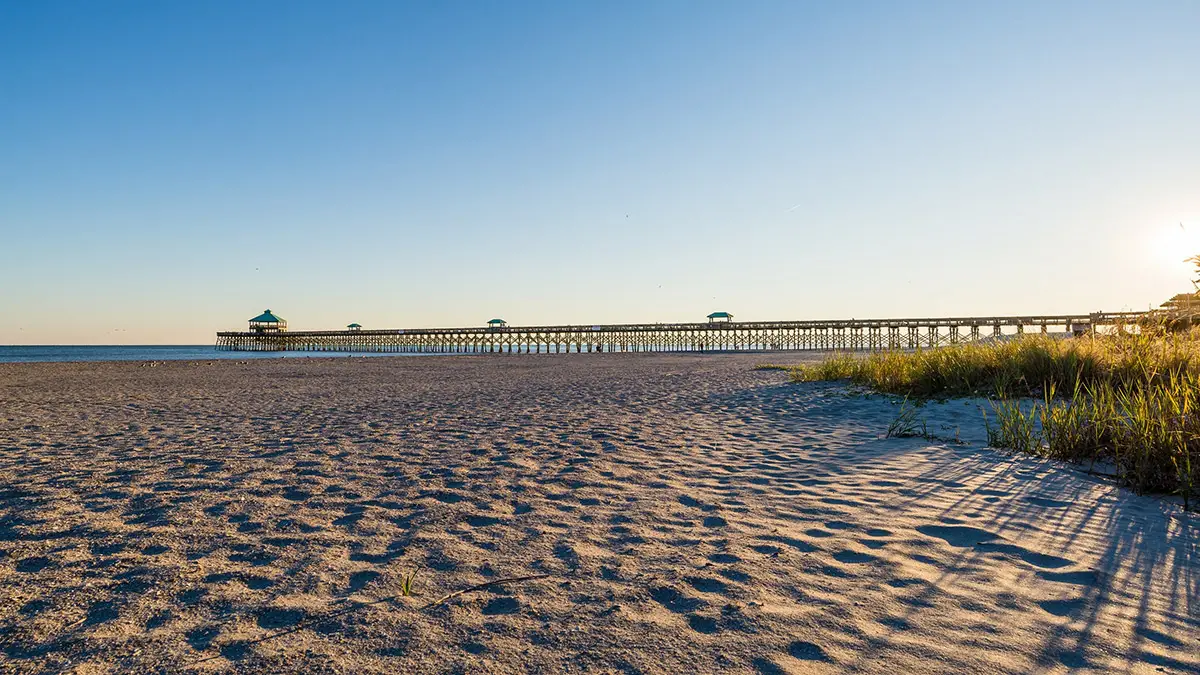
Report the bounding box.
[707,311,733,324]
[487,318,508,329]
[249,309,287,333]
[347,323,363,331]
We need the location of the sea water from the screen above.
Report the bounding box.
[0,345,445,364]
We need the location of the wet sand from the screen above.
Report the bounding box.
[0,354,1196,674]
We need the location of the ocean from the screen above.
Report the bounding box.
[0,346,437,364]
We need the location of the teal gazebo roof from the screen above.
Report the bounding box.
[250,309,285,323]
[707,311,733,319]
[487,318,507,325]
[347,323,362,328]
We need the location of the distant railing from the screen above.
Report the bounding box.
[215,311,1153,354]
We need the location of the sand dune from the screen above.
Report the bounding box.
[0,354,1196,673]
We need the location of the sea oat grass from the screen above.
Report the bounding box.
[795,331,1200,508]
[886,398,927,439]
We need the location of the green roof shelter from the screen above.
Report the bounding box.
[707,311,733,324]
[249,309,287,333]
[487,318,508,328]
[347,323,363,331]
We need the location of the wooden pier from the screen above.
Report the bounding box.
[216,312,1149,354]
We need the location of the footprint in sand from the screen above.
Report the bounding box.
[788,640,832,662]
[203,572,275,590]
[15,557,52,573]
[466,514,503,527]
[751,657,788,674]
[553,542,580,568]
[481,596,521,615]
[186,625,221,651]
[1038,598,1085,617]
[860,538,889,550]
[18,599,49,617]
[719,569,751,582]
[1135,625,1186,648]
[145,610,172,630]
[974,542,1073,569]
[256,607,306,630]
[832,550,876,564]
[1024,496,1072,508]
[348,570,380,592]
[915,524,999,546]
[649,586,704,613]
[684,576,729,594]
[819,565,854,579]
[917,524,1076,569]
[876,615,912,631]
[760,534,819,552]
[678,495,718,512]
[1056,650,1091,668]
[83,600,119,627]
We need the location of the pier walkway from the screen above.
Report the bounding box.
[216,312,1149,353]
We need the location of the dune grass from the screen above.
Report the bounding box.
[784,330,1200,509]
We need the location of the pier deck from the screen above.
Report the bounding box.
[216,312,1149,353]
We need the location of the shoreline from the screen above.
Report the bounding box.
[0,348,817,366]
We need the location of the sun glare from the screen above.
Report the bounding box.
[1150,225,1200,271]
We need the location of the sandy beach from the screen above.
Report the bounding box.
[0,354,1196,674]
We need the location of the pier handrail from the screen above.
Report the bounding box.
[217,311,1149,338]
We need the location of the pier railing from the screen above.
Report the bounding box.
[215,312,1152,353]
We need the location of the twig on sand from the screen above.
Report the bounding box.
[189,573,553,666]
[419,573,551,611]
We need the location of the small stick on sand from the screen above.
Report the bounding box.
[419,573,551,611]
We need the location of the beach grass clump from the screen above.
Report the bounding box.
[885,397,927,439]
[399,570,418,597]
[788,330,1200,398]
[791,330,1200,508]
[983,398,1042,456]
[987,373,1199,508]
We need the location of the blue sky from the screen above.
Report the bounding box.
[2,0,1198,343]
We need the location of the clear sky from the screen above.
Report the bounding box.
[2,1,1198,344]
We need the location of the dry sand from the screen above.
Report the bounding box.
[0,354,1196,674]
